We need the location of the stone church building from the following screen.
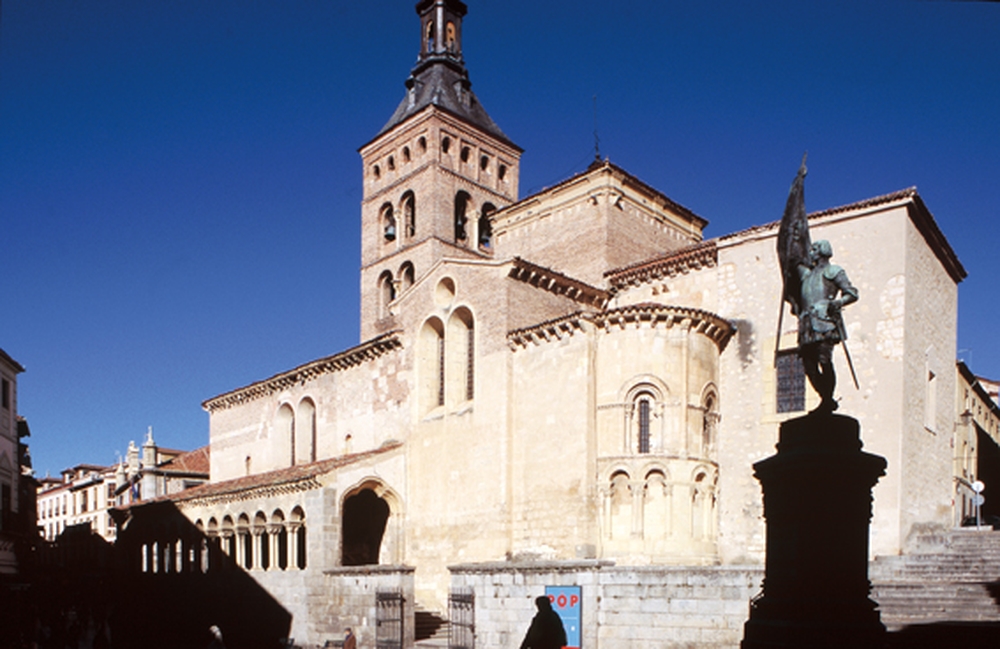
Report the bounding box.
[115,2,969,647]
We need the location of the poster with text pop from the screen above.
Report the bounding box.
[545,585,581,649]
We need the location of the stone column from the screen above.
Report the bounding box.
[631,478,644,538]
[742,413,887,649]
[234,528,246,568]
[287,522,301,570]
[252,528,265,570]
[267,524,281,571]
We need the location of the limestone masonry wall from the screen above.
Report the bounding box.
[451,562,762,649]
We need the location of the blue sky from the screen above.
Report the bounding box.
[3,0,998,477]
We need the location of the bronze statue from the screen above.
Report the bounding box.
[777,155,858,413]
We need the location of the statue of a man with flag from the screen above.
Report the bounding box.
[777,155,859,414]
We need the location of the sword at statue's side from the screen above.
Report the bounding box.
[834,308,860,390]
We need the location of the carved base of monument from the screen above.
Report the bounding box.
[741,413,887,649]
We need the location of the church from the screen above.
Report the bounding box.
[114,2,970,647]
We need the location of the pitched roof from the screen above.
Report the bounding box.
[202,333,403,412]
[501,159,706,231]
[158,445,210,476]
[371,57,517,150]
[0,347,25,373]
[605,187,966,288]
[168,442,403,506]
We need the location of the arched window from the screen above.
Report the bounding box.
[635,393,654,454]
[478,203,495,250]
[447,308,475,403]
[420,318,445,411]
[425,20,435,53]
[381,203,396,242]
[445,21,456,52]
[399,262,415,292]
[297,398,316,464]
[623,380,666,455]
[454,191,471,242]
[402,191,416,238]
[378,270,396,319]
[692,471,716,540]
[276,404,295,467]
[609,471,632,540]
[701,391,719,458]
[643,470,670,539]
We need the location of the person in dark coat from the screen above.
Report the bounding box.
[519,596,567,649]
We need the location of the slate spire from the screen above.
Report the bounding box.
[376,0,515,147]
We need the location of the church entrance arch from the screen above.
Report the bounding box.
[341,487,391,566]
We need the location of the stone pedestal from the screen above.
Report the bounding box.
[742,413,887,649]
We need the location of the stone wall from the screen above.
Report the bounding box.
[308,566,415,649]
[450,561,762,649]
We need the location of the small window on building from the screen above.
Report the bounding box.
[378,271,396,319]
[480,155,489,172]
[399,262,415,292]
[402,146,411,162]
[1,378,9,410]
[776,351,805,413]
[442,136,451,154]
[402,191,416,238]
[425,20,435,53]
[498,164,507,181]
[418,136,427,152]
[478,203,495,250]
[381,203,396,242]
[454,191,471,242]
[637,397,651,454]
[387,155,395,171]
[460,146,470,163]
[373,164,381,179]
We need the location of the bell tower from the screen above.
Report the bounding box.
[357,0,522,341]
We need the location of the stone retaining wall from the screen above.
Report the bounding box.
[450,561,763,649]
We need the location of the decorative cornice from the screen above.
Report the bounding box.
[203,333,403,413]
[508,304,734,352]
[508,312,588,349]
[605,241,717,289]
[508,257,610,308]
[592,304,733,350]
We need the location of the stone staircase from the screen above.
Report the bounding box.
[871,528,1000,631]
[414,607,449,647]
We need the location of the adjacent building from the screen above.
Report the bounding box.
[1,347,29,576]
[36,430,209,542]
